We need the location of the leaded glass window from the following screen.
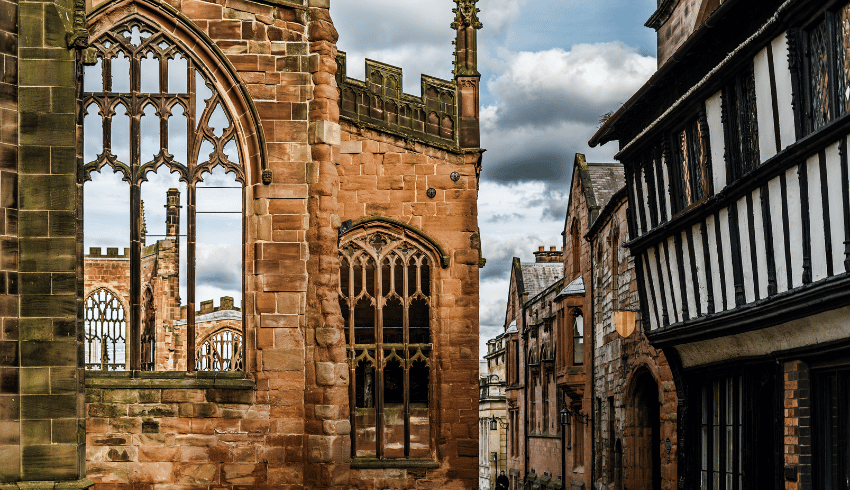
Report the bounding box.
[801,2,850,134]
[339,228,433,459]
[672,117,710,213]
[82,17,244,372]
[723,67,760,182]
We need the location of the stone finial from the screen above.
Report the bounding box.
[452,0,482,77]
[451,0,483,30]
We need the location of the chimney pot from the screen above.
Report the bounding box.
[538,246,544,252]
[550,246,556,251]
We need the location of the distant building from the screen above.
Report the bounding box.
[504,247,564,489]
[480,343,507,490]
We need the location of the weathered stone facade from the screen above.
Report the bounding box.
[587,189,677,490]
[0,0,482,488]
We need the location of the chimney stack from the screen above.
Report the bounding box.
[165,188,181,240]
[534,245,564,263]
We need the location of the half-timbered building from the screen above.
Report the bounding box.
[591,0,850,488]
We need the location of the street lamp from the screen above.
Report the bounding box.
[489,416,507,431]
[560,405,571,427]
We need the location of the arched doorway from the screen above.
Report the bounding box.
[628,370,660,490]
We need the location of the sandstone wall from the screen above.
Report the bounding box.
[589,197,677,490]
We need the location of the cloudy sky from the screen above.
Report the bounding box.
[334,0,659,358]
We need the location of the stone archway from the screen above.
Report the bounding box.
[626,369,661,490]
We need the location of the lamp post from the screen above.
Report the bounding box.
[489,416,507,489]
[560,401,570,487]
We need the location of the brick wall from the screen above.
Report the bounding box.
[0,0,17,481]
[783,360,811,490]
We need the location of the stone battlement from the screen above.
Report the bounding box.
[336,53,460,150]
[180,296,240,320]
[85,247,130,258]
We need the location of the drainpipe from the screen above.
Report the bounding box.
[587,233,595,490]
[522,293,529,487]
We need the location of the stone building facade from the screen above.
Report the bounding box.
[479,339,506,490]
[586,188,677,490]
[0,0,483,488]
[503,250,564,490]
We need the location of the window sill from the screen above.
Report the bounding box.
[350,458,440,470]
[84,371,254,390]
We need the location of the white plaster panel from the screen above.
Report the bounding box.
[753,49,777,162]
[807,154,828,282]
[667,235,683,324]
[705,91,727,192]
[641,165,653,232]
[768,176,788,293]
[751,187,769,300]
[691,223,709,316]
[677,306,850,368]
[642,253,659,330]
[680,230,697,318]
[705,214,725,311]
[719,208,736,308]
[771,32,796,150]
[661,155,673,224]
[737,196,755,304]
[659,242,676,325]
[632,180,644,236]
[826,141,844,275]
[786,165,804,289]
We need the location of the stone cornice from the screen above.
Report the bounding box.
[645,0,680,30]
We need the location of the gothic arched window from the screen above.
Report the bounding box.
[82,15,246,372]
[339,228,434,459]
[196,329,243,372]
[85,288,127,371]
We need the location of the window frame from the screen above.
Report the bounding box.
[668,114,711,215]
[80,15,248,373]
[339,226,438,461]
[571,309,584,366]
[722,65,760,183]
[796,2,850,136]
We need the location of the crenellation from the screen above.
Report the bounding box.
[336,52,461,150]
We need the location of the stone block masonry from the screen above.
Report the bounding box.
[0,0,483,487]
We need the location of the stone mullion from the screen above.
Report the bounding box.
[402,257,410,458]
[348,260,357,458]
[375,257,384,459]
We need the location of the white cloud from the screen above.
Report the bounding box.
[486,42,656,130]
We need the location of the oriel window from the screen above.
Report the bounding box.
[81,18,245,372]
[339,227,434,459]
[572,309,583,365]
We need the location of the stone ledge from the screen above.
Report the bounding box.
[84,371,254,390]
[350,458,440,470]
[0,479,95,490]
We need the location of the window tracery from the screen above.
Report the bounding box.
[82,16,244,372]
[85,288,128,371]
[339,228,434,459]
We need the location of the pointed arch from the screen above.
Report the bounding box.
[86,0,268,185]
[345,216,450,268]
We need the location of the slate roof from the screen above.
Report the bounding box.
[520,262,564,298]
[586,163,625,213]
[557,276,585,297]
